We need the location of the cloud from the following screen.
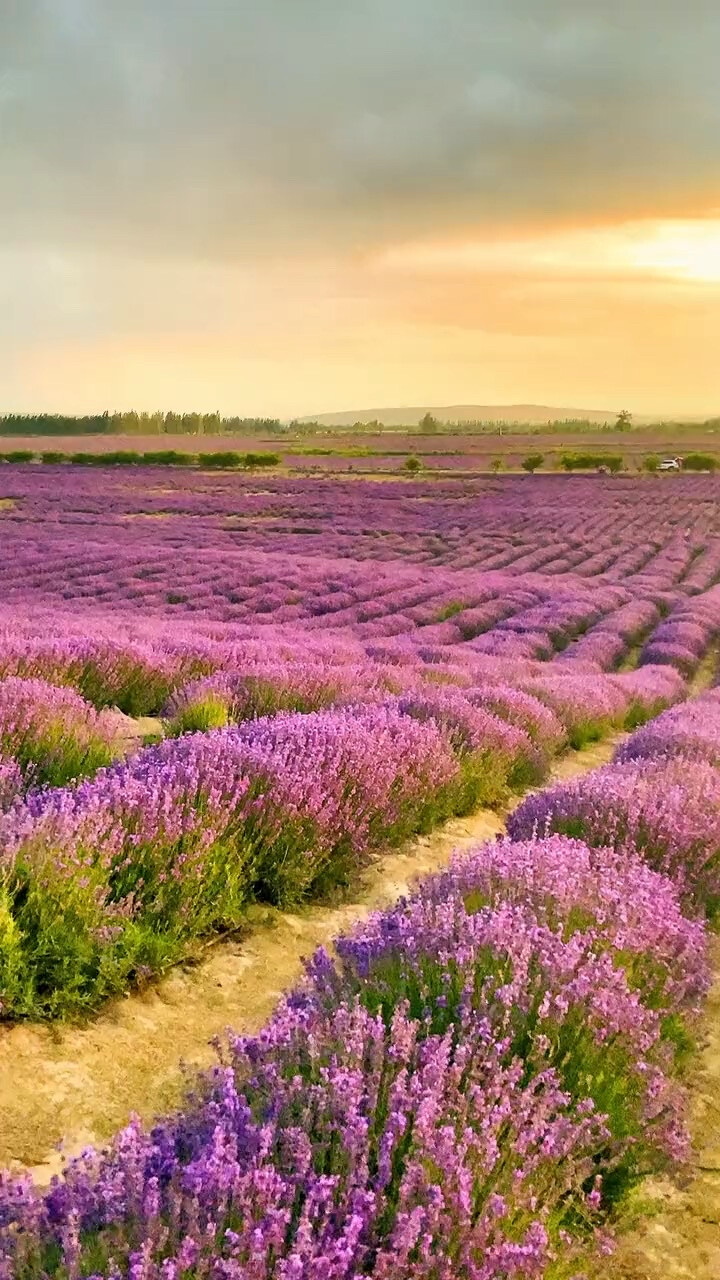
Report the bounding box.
[3,1,720,418]
[2,1,720,259]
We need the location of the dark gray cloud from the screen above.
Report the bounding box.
[2,0,720,258]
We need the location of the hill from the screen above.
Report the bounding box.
[298,404,619,427]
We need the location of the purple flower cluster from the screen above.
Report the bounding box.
[164,659,391,734]
[0,676,121,789]
[395,687,547,795]
[0,632,202,716]
[615,687,720,765]
[466,682,568,753]
[509,756,720,916]
[425,835,708,1015]
[0,1003,610,1280]
[516,672,630,748]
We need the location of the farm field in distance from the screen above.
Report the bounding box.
[2,460,720,1276]
[1,424,720,472]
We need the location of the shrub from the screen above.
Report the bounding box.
[404,454,422,472]
[521,453,544,473]
[320,896,687,1196]
[396,687,547,803]
[681,452,716,472]
[140,450,194,466]
[644,454,661,472]
[99,450,142,465]
[519,673,630,748]
[242,451,280,469]
[561,452,623,472]
[0,996,613,1278]
[165,665,356,730]
[40,451,66,464]
[1,449,35,463]
[467,683,568,753]
[0,638,203,716]
[614,689,720,767]
[427,835,708,1017]
[197,451,244,468]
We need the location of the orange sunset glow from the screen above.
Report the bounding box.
[2,3,720,419]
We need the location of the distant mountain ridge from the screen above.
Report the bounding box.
[299,404,620,427]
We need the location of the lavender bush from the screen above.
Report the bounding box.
[0,676,121,788]
[615,688,720,765]
[508,757,720,917]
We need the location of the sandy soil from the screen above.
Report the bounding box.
[0,739,618,1184]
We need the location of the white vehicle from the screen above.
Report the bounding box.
[658,458,681,471]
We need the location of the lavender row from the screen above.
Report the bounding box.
[640,583,720,676]
[510,686,720,917]
[0,696,528,1020]
[0,594,689,719]
[0,662,683,1021]
[0,691,713,1276]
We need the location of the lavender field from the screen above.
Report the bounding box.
[1,465,720,1276]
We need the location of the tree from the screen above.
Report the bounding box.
[521,453,544,473]
[419,412,440,434]
[615,409,633,431]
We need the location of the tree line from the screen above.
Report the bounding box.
[0,412,284,437]
[0,449,281,469]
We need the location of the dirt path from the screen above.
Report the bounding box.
[0,738,618,1184]
[613,941,720,1279]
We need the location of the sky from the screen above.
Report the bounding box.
[2,0,720,419]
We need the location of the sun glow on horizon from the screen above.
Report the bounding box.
[627,221,720,282]
[376,218,720,284]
